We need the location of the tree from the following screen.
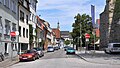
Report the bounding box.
[64,40,70,45]
[71,13,93,49]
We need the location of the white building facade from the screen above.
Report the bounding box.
[18,0,30,54]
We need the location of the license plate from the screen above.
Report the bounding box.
[23,58,27,59]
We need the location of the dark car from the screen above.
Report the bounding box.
[66,47,75,54]
[33,47,44,57]
[54,46,59,50]
[19,49,39,61]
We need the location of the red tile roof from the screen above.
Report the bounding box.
[52,29,60,38]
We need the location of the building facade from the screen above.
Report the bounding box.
[100,0,116,49]
[18,0,30,54]
[0,0,18,59]
[29,0,37,49]
[36,16,46,49]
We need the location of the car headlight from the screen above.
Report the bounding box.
[28,55,32,58]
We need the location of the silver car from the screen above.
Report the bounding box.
[33,47,44,57]
[104,43,120,53]
[47,47,54,52]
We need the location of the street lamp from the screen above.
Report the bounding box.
[80,22,82,51]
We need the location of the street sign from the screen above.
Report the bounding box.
[85,33,90,39]
[86,39,89,41]
[15,31,19,35]
[10,31,19,37]
[10,32,16,37]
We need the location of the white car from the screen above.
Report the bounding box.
[47,47,54,52]
[104,43,120,53]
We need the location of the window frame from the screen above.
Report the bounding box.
[20,10,24,22]
[23,28,25,37]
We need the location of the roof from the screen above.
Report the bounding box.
[52,29,60,38]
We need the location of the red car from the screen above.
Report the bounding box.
[19,49,39,61]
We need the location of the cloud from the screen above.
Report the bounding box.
[37,0,106,31]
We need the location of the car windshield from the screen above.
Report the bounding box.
[67,48,74,50]
[24,50,33,53]
[48,47,53,49]
[33,48,42,51]
[113,44,120,47]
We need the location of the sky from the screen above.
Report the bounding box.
[37,0,106,32]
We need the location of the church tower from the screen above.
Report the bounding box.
[57,21,60,29]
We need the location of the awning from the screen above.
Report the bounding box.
[95,39,100,44]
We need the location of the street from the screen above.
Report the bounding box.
[7,49,120,68]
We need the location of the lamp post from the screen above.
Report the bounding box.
[80,21,82,51]
[92,31,96,53]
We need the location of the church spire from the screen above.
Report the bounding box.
[57,21,60,29]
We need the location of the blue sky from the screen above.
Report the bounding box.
[37,0,106,31]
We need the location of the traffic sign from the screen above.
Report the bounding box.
[10,31,19,37]
[85,33,90,39]
[10,32,16,36]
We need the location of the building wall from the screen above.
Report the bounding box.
[0,0,18,58]
[100,0,116,49]
[18,0,30,53]
[100,5,109,48]
[29,0,37,48]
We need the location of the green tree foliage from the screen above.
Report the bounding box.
[113,0,120,22]
[71,13,94,47]
[64,40,70,45]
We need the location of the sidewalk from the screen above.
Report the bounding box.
[76,50,120,65]
[0,56,19,68]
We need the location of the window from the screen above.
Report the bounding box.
[24,0,27,8]
[20,10,24,22]
[21,0,24,5]
[4,0,9,8]
[12,23,16,31]
[26,29,28,38]
[19,26,21,36]
[13,2,17,13]
[32,14,34,22]
[26,15,28,24]
[23,28,25,37]
[0,0,3,3]
[0,17,3,33]
[5,20,10,35]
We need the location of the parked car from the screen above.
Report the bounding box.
[64,46,70,51]
[104,43,120,54]
[54,46,59,50]
[47,46,54,52]
[19,49,39,61]
[66,47,75,54]
[33,47,44,57]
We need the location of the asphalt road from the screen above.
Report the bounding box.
[7,49,120,68]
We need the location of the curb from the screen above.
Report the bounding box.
[4,60,19,68]
[76,54,120,65]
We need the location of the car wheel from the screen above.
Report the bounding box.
[42,53,44,56]
[104,50,108,54]
[37,55,40,59]
[32,57,36,61]
[0,57,2,62]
